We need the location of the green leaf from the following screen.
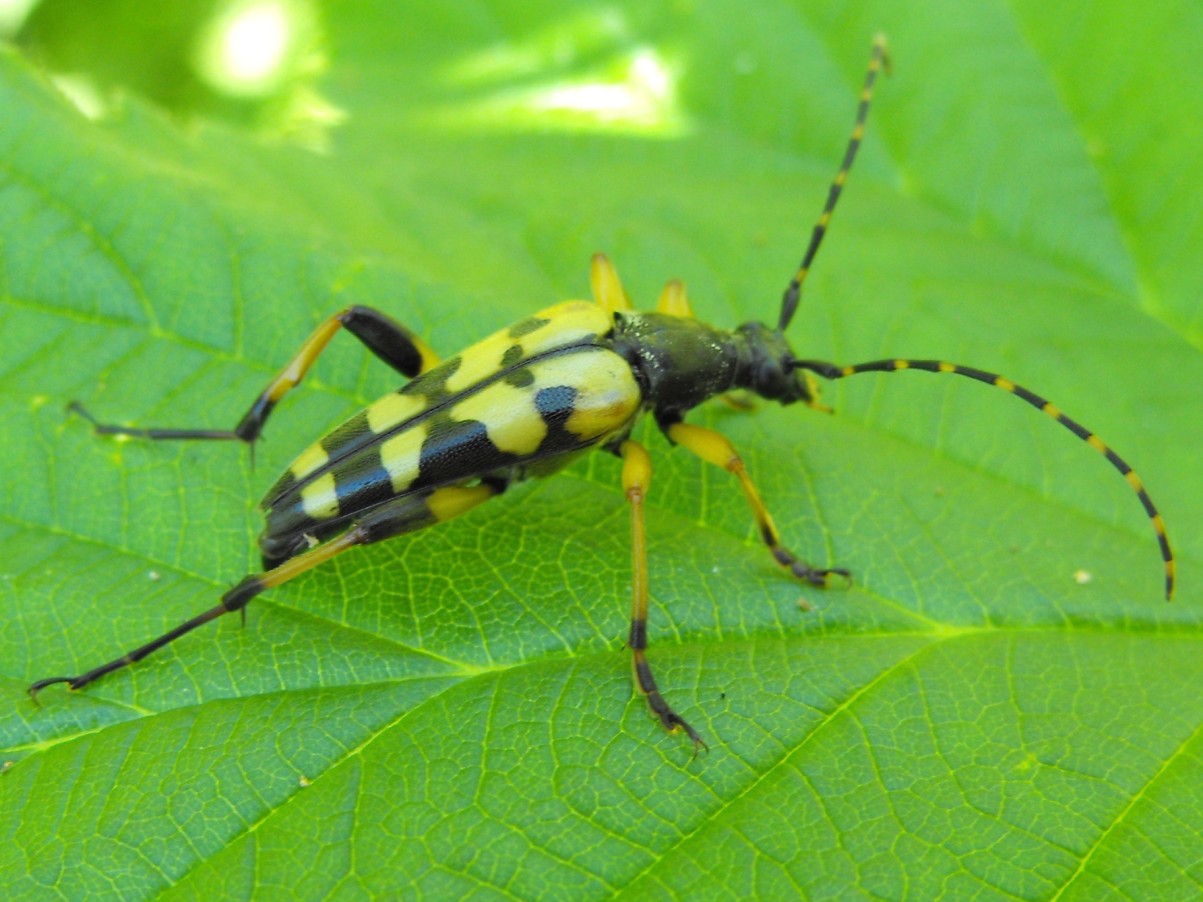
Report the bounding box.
[3,1,1201,898]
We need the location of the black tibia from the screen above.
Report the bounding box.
[621,439,707,755]
[28,576,269,698]
[68,401,243,442]
[70,305,437,448]
[665,422,851,589]
[28,525,371,698]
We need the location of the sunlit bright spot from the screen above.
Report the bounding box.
[190,0,344,148]
[444,8,629,85]
[50,73,109,120]
[431,45,688,138]
[631,50,670,98]
[196,0,302,98]
[436,8,685,137]
[515,46,684,134]
[0,0,40,37]
[222,3,290,85]
[533,48,672,120]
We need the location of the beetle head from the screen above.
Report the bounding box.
[733,321,824,408]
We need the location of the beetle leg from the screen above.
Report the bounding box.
[28,524,365,697]
[590,254,634,314]
[666,422,850,587]
[620,440,707,755]
[717,393,756,412]
[28,481,502,699]
[655,279,694,318]
[70,305,440,447]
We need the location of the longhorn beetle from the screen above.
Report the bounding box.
[31,37,1174,753]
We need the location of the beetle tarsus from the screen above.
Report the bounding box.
[28,676,77,702]
[797,565,853,589]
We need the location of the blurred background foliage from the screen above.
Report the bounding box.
[8,0,329,140]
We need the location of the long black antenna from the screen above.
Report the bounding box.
[793,357,1176,600]
[778,35,889,334]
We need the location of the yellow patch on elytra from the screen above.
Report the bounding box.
[443,343,513,395]
[543,351,640,441]
[526,302,613,353]
[289,442,329,480]
[379,427,425,493]
[442,301,612,395]
[300,472,340,519]
[444,345,639,455]
[452,383,547,456]
[366,392,426,434]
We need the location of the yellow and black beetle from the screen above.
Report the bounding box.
[31,38,1174,752]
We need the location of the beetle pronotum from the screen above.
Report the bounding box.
[32,37,1173,753]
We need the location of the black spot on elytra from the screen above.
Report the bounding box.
[500,345,534,387]
[402,355,461,402]
[504,367,535,388]
[500,344,535,388]
[533,385,581,453]
[260,469,297,512]
[534,385,576,422]
[332,453,395,516]
[321,410,371,455]
[417,416,518,486]
[508,316,550,339]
